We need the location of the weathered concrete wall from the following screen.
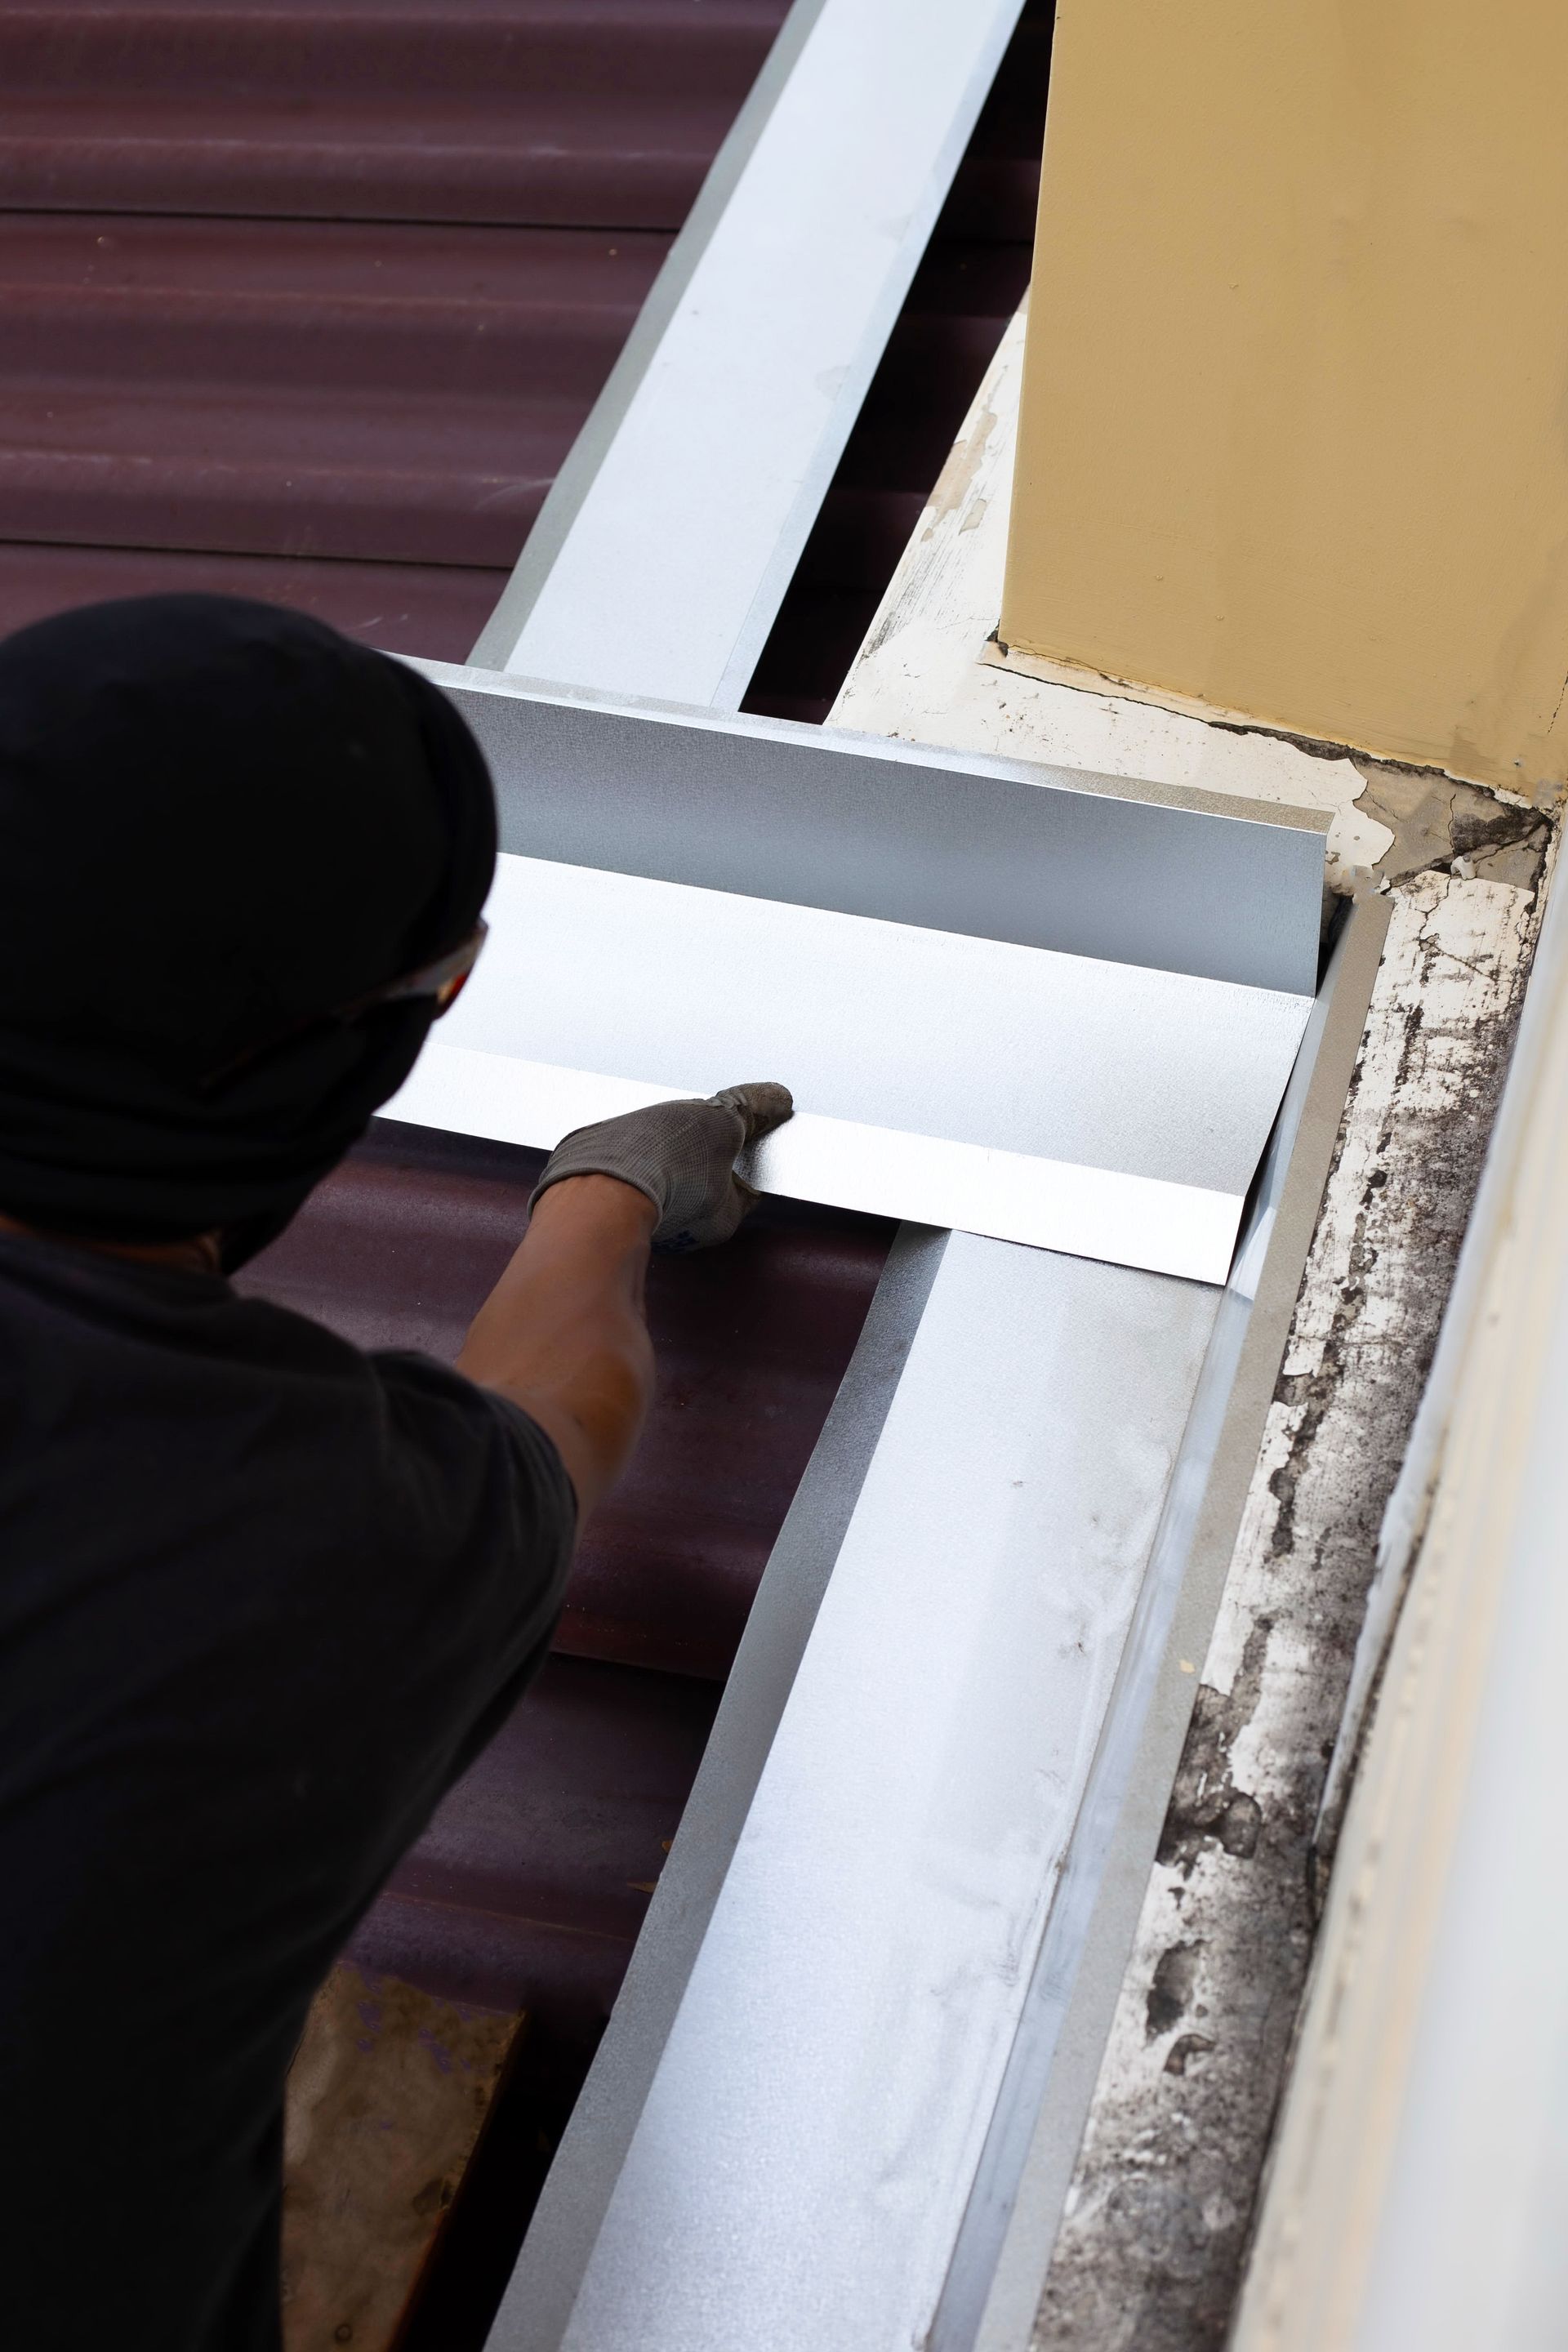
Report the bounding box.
[1232,840,1568,2352]
[834,306,1557,2352]
[1028,862,1544,2352]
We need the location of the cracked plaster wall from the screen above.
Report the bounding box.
[1029,864,1544,2352]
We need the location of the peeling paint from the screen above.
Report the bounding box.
[1145,1943,1204,2041]
[1028,867,1545,2352]
[1350,762,1555,891]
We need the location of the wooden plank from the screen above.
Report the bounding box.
[281,1964,523,2352]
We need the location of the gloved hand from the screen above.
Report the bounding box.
[529,1082,794,1251]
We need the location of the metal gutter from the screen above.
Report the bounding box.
[526,1245,1227,2352]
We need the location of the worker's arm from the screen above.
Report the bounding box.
[456,1174,657,1522]
[454,1082,792,1524]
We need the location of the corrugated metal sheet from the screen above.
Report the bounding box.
[0,0,790,653]
[0,1,1047,685]
[0,216,662,556]
[0,2,786,228]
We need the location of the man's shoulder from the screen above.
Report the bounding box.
[368,1349,575,1528]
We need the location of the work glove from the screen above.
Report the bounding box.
[529,1081,794,1251]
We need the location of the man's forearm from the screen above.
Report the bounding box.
[455,1084,793,1529]
[456,1174,657,1523]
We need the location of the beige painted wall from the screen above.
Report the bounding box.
[1002,2,1568,795]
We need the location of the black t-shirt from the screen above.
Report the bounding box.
[0,1230,576,2352]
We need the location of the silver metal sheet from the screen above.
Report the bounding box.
[471,0,1028,706]
[531,1236,1222,2352]
[408,658,1330,1000]
[939,902,1389,2352]
[387,665,1326,1281]
[491,1227,952,2352]
[388,853,1312,1281]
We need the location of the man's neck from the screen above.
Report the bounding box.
[0,1212,221,1276]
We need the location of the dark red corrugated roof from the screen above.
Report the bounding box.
[0,2,786,229]
[0,1,1047,694]
[0,216,662,560]
[0,0,790,652]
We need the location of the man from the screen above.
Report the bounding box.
[0,595,791,2350]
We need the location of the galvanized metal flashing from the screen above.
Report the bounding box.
[488,1223,951,2352]
[389,662,1326,1281]
[405,660,1326,994]
[940,894,1391,2352]
[473,0,1031,704]
[549,1240,1226,2352]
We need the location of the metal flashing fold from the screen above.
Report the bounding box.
[385,662,1328,1283]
